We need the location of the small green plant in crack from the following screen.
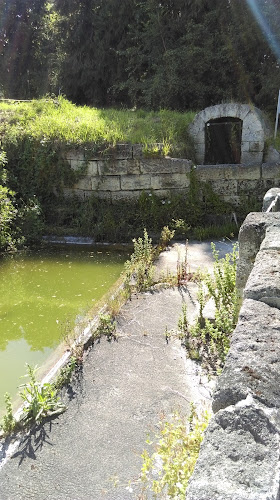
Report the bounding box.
[95,312,117,341]
[177,303,188,340]
[183,243,238,372]
[140,405,210,499]
[0,393,18,435]
[54,356,77,391]
[156,225,175,254]
[19,364,66,424]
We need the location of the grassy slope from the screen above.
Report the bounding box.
[0,97,196,158]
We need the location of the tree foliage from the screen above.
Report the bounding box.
[0,0,280,111]
[0,0,48,98]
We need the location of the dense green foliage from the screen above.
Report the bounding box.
[140,406,210,499]
[0,1,280,112]
[0,97,195,155]
[0,147,43,251]
[0,96,251,246]
[184,244,238,373]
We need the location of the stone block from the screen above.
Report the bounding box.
[111,190,144,201]
[241,141,250,152]
[213,299,280,412]
[74,176,92,190]
[244,248,280,308]
[88,190,112,200]
[64,150,85,161]
[195,165,225,182]
[237,180,260,195]
[242,128,264,142]
[91,176,121,191]
[241,151,263,164]
[196,164,260,182]
[120,174,151,190]
[87,161,98,176]
[262,188,280,212]
[208,179,238,196]
[262,163,280,179]
[111,143,133,159]
[132,144,143,158]
[194,143,205,157]
[261,225,280,249]
[169,158,192,173]
[140,158,191,175]
[151,173,189,190]
[187,402,280,500]
[126,160,141,175]
[70,159,87,171]
[264,146,280,163]
[194,131,204,144]
[139,158,171,174]
[188,297,280,500]
[249,141,264,153]
[234,165,261,181]
[236,212,280,290]
[98,160,125,176]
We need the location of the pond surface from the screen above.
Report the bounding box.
[0,245,127,413]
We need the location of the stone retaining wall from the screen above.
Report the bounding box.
[64,145,280,205]
[186,211,280,500]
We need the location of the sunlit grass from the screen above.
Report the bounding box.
[0,96,196,157]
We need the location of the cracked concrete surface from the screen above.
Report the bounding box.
[0,240,234,500]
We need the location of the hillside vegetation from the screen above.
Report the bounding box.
[0,97,195,158]
[1,1,279,115]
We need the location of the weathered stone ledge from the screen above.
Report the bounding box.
[186,212,280,500]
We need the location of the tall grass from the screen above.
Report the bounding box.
[0,97,196,157]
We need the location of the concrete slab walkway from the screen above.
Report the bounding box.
[0,240,235,500]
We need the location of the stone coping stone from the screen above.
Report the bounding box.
[244,249,280,308]
[236,212,280,290]
[213,299,280,412]
[186,401,280,500]
[187,297,280,500]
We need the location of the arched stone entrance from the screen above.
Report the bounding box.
[189,103,270,165]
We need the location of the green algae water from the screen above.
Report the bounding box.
[0,244,127,414]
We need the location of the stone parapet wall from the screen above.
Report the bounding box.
[186,211,280,500]
[64,147,192,200]
[64,146,280,205]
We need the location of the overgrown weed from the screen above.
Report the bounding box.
[182,243,238,372]
[140,405,210,499]
[19,364,66,424]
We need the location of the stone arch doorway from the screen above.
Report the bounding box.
[205,117,242,164]
[189,103,269,165]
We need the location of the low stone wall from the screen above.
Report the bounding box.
[64,146,192,200]
[63,145,280,205]
[186,211,280,500]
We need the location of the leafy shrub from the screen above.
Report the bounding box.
[0,393,17,435]
[184,243,238,371]
[19,364,66,424]
[124,229,155,294]
[95,312,117,341]
[141,406,210,499]
[0,185,17,251]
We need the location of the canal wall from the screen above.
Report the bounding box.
[186,208,280,499]
[64,144,280,206]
